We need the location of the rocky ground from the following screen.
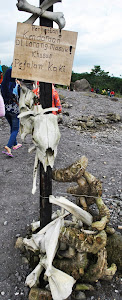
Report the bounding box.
[0,89,122,300]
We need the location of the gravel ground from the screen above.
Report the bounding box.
[0,89,122,300]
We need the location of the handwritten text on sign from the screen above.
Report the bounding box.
[12,23,78,85]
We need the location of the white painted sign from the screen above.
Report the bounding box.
[12,23,78,86]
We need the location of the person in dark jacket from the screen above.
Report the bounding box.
[1,66,22,157]
[0,63,3,88]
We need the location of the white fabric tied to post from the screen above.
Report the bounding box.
[25,215,76,300]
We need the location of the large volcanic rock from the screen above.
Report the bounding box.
[74,79,91,91]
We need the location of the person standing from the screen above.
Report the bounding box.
[52,84,62,123]
[110,90,115,97]
[107,89,110,96]
[32,83,62,116]
[1,66,22,157]
[0,62,3,90]
[52,84,62,114]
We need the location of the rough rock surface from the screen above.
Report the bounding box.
[0,90,122,300]
[74,79,91,91]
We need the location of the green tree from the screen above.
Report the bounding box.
[2,65,8,77]
[90,65,109,77]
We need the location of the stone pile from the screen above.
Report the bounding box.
[70,113,121,131]
[15,156,122,300]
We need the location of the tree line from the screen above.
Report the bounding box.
[71,65,122,95]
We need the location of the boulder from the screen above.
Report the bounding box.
[74,79,91,92]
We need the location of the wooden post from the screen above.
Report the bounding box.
[39,0,53,229]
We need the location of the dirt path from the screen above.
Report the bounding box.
[0,90,122,300]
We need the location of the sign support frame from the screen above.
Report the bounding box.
[39,0,53,229]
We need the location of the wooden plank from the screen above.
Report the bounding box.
[12,22,78,86]
[39,0,53,230]
[40,164,52,228]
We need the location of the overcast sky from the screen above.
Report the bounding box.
[0,0,122,77]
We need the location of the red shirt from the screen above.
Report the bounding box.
[110,91,115,95]
[32,85,62,115]
[52,86,62,115]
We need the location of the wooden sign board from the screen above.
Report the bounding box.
[12,23,78,86]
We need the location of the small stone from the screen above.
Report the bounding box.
[76,126,81,131]
[59,242,67,251]
[1,291,5,296]
[15,237,24,250]
[120,193,122,200]
[22,256,29,264]
[4,221,8,226]
[114,193,119,198]
[16,233,21,237]
[63,111,69,116]
[106,226,115,234]
[86,121,95,128]
[15,292,19,295]
[45,284,50,291]
[115,289,119,293]
[74,291,86,299]
[18,276,22,282]
[118,210,122,216]
[118,225,122,230]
